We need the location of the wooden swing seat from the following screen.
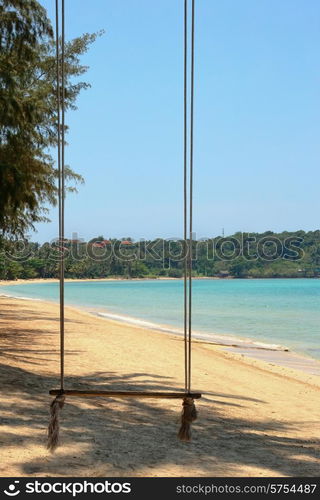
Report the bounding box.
[50,390,202,399]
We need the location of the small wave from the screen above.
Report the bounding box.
[95,311,183,335]
[94,311,289,352]
[0,293,42,302]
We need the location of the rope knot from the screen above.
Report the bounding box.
[55,393,65,408]
[47,393,66,452]
[178,396,197,441]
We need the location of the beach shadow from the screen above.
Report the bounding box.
[0,299,84,324]
[0,363,319,477]
[0,300,84,364]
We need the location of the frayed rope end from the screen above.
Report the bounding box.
[47,393,65,452]
[178,396,197,442]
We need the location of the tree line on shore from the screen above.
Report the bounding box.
[1,230,320,280]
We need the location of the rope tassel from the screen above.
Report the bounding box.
[47,393,65,452]
[178,396,197,441]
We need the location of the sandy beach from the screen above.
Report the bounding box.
[0,295,319,477]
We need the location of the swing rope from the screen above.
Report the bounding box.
[188,0,195,395]
[183,0,188,398]
[60,0,66,394]
[48,0,200,452]
[179,0,197,442]
[47,0,66,452]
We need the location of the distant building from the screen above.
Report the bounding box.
[64,239,85,245]
[218,270,230,278]
[92,240,111,248]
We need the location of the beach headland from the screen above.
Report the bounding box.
[0,295,319,477]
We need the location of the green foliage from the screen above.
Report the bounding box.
[0,0,102,236]
[6,260,24,280]
[229,258,252,278]
[1,230,320,281]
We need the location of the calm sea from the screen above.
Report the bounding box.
[1,278,319,361]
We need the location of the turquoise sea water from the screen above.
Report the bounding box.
[1,278,319,360]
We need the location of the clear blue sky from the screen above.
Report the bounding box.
[35,0,320,243]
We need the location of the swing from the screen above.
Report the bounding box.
[48,0,202,452]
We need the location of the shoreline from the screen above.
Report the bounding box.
[1,289,320,377]
[94,309,320,376]
[0,277,222,286]
[1,275,320,288]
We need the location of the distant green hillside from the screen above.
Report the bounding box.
[1,230,320,280]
